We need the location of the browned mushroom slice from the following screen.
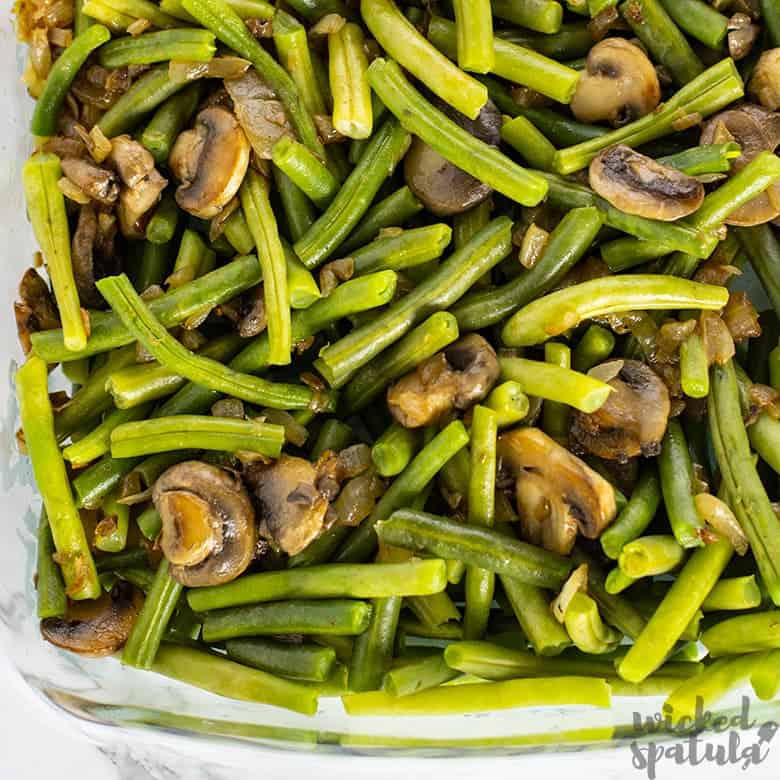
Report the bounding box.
[60,156,119,205]
[40,581,144,656]
[15,268,60,353]
[387,334,500,428]
[570,38,660,127]
[153,461,256,587]
[498,427,617,553]
[404,98,501,216]
[252,455,330,556]
[170,106,251,219]
[589,145,704,221]
[700,105,780,225]
[749,49,780,110]
[570,359,670,462]
[71,203,104,309]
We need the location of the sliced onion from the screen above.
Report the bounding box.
[694,492,749,555]
[722,291,761,342]
[699,311,735,366]
[551,563,589,624]
[518,223,549,269]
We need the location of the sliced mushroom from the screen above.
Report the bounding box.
[153,461,256,587]
[237,284,267,338]
[170,106,250,219]
[700,105,780,225]
[71,203,103,309]
[589,144,704,221]
[498,427,617,555]
[570,359,670,462]
[14,268,60,353]
[404,98,501,216]
[570,38,660,127]
[60,156,118,205]
[40,581,143,656]
[749,49,780,110]
[252,455,331,556]
[387,334,500,428]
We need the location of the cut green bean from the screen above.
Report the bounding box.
[702,576,762,612]
[501,577,571,655]
[502,276,728,347]
[140,83,202,166]
[737,225,780,320]
[94,489,130,553]
[225,638,336,682]
[349,595,402,691]
[318,218,511,388]
[492,0,563,34]
[272,136,338,209]
[680,332,710,398]
[36,511,67,619]
[605,568,637,594]
[99,29,216,68]
[748,412,780,475]
[761,0,780,47]
[573,325,616,373]
[564,592,622,655]
[136,506,162,541]
[501,115,557,171]
[145,192,179,246]
[619,535,686,578]
[452,0,494,74]
[384,652,459,696]
[310,419,353,459]
[499,357,612,414]
[483,381,530,428]
[658,142,741,176]
[701,611,780,657]
[600,465,661,559]
[657,0,728,51]
[202,599,373,641]
[372,423,422,478]
[349,225,452,276]
[542,343,571,442]
[329,22,372,139]
[64,405,152,467]
[751,649,780,700]
[272,168,317,244]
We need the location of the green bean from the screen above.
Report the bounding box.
[99,29,216,68]
[111,415,285,458]
[94,488,130,553]
[452,0,494,74]
[748,412,780,475]
[617,536,733,682]
[504,105,603,149]
[453,202,492,254]
[658,419,705,549]
[182,0,325,159]
[33,255,262,363]
[349,225,452,276]
[122,558,182,669]
[563,592,622,654]
[271,137,338,209]
[701,576,762,612]
[97,0,178,26]
[499,357,612,414]
[501,577,571,655]
[202,599,373,641]
[483,381,530,428]
[31,24,111,136]
[428,16,580,105]
[273,10,327,117]
[761,0,780,46]
[140,83,201,166]
[157,271,397,419]
[619,535,686,578]
[97,274,329,411]
[328,22,372,139]
[240,169,291,365]
[72,454,141,510]
[406,591,460,628]
[605,567,637,594]
[166,229,208,288]
[553,58,744,174]
[151,643,318,715]
[220,210,253,255]
[541,343,571,442]
[144,192,179,246]
[677,330,710,400]
[572,325,615,374]
[340,186,423,254]
[361,0,487,119]
[377,509,572,589]
[453,206,603,331]
[136,506,162,541]
[270,168,316,245]
[349,596,402,691]
[501,275,729,347]
[99,65,190,138]
[492,0,562,33]
[81,0,135,29]
[334,421,471,563]
[225,638,336,682]
[310,419,353,459]
[188,560,447,612]
[372,423,422,478]
[399,618,463,642]
[342,311,459,412]
[664,653,763,725]
[737,225,780,320]
[383,652,458,696]
[701,611,780,657]
[294,119,409,269]
[63,404,152,467]
[658,0,729,50]
[318,219,511,388]
[657,142,741,176]
[74,0,94,34]
[600,465,661,559]
[709,361,780,605]
[61,357,90,387]
[133,241,173,292]
[106,334,243,409]
[162,0,275,19]
[23,154,87,351]
[370,60,547,208]
[751,649,780,700]
[17,357,100,600]
[501,115,557,171]
[36,511,67,619]
[342,675,611,715]
[463,407,497,641]
[95,547,150,573]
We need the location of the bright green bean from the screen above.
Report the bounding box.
[702,611,780,657]
[492,0,563,34]
[272,136,338,209]
[36,511,67,619]
[63,404,152,467]
[452,0,494,74]
[702,576,763,612]
[349,595,402,691]
[329,22,372,139]
[384,652,459,696]
[619,535,686,578]
[501,577,571,655]
[541,343,571,442]
[349,225,452,276]
[573,324,616,373]
[605,567,637,594]
[564,592,622,654]
[680,332,710,398]
[372,423,422,478]
[751,649,780,700]
[501,115,557,171]
[98,29,216,68]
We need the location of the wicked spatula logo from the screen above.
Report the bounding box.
[630,697,777,778]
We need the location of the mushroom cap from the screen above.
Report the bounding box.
[515,470,578,556]
[60,156,118,205]
[253,454,330,556]
[387,334,500,428]
[570,359,671,462]
[170,106,251,220]
[40,581,143,656]
[589,144,704,221]
[153,461,256,587]
[403,99,501,216]
[570,38,661,127]
[498,427,617,552]
[700,104,780,225]
[749,49,780,111]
